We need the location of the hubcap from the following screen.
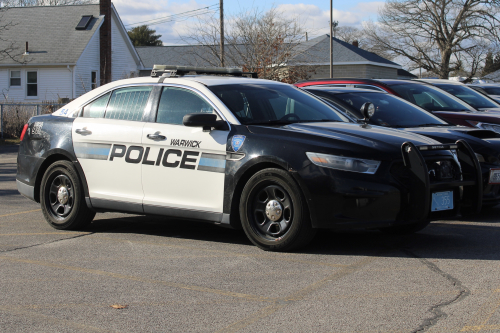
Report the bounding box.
[250,184,293,238]
[266,200,282,221]
[47,174,74,219]
[57,187,69,204]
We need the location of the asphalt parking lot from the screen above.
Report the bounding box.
[2,145,500,333]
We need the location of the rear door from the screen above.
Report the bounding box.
[73,85,154,212]
[141,85,230,221]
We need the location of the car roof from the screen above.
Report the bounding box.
[416,79,464,85]
[304,86,387,94]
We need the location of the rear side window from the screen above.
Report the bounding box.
[82,92,110,118]
[104,86,153,121]
[156,87,215,125]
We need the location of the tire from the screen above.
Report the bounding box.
[379,219,431,235]
[40,160,95,230]
[239,168,316,251]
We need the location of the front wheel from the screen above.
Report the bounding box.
[240,168,316,251]
[40,160,95,230]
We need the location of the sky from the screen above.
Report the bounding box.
[113,0,385,45]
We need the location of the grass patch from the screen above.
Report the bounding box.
[0,138,20,145]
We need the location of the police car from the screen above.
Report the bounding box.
[16,66,482,251]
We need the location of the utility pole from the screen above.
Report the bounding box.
[220,0,224,67]
[330,0,333,78]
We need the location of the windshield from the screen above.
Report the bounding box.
[208,84,350,125]
[389,83,473,112]
[434,83,500,109]
[317,91,450,128]
[481,86,500,95]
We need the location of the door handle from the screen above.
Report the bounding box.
[147,133,166,140]
[75,128,92,135]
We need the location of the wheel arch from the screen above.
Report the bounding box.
[34,150,90,205]
[229,160,314,229]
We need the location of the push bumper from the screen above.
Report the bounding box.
[300,140,481,229]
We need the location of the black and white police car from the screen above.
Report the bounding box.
[16,65,482,251]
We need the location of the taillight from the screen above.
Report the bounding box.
[20,124,28,141]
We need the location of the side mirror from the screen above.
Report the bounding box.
[183,113,228,132]
[360,102,375,123]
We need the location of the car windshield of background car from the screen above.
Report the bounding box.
[208,84,350,125]
[436,84,500,109]
[331,92,451,128]
[481,86,500,95]
[389,83,473,112]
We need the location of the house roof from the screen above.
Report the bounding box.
[484,69,500,82]
[397,68,417,78]
[290,35,401,68]
[137,34,401,69]
[0,4,103,65]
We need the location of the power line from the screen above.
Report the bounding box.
[125,4,219,27]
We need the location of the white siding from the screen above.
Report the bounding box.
[0,66,72,102]
[111,17,138,81]
[75,30,100,98]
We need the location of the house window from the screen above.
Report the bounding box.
[10,70,21,87]
[91,71,97,90]
[27,71,37,97]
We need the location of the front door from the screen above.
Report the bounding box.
[73,86,154,212]
[141,86,229,221]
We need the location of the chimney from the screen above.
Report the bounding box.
[352,40,359,48]
[100,0,112,85]
[24,41,29,55]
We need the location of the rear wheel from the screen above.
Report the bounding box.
[40,160,95,230]
[240,168,316,251]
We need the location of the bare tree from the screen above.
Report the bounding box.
[364,0,500,79]
[335,25,395,60]
[185,7,316,82]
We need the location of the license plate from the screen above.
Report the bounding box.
[431,191,453,211]
[489,168,500,184]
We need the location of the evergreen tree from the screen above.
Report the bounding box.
[127,25,163,47]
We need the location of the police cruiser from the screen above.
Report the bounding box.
[16,65,482,251]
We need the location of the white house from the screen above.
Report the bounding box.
[0,0,143,102]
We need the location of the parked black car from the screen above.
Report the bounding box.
[304,86,500,207]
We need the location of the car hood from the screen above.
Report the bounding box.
[279,122,442,155]
[433,111,500,124]
[404,126,500,164]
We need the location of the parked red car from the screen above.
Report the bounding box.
[295,78,500,134]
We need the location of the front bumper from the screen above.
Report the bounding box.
[298,140,481,229]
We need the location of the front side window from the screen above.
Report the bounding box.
[10,70,20,87]
[104,86,152,121]
[156,87,215,125]
[27,71,37,97]
[435,84,500,109]
[209,84,349,125]
[389,83,472,112]
[82,92,110,118]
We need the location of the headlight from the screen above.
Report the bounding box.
[306,152,381,174]
[466,120,500,134]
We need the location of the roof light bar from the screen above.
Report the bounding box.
[151,65,258,78]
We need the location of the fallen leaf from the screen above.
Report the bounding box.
[110,304,128,309]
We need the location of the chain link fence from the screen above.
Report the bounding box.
[0,103,67,139]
